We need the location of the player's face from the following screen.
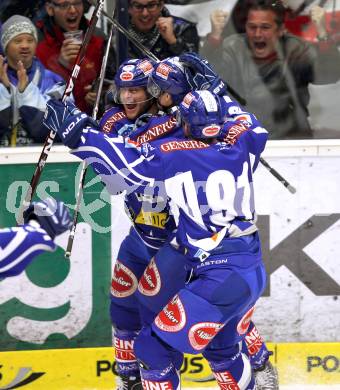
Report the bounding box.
[120,86,151,119]
[245,9,284,59]
[6,34,36,69]
[157,91,174,109]
[128,0,163,33]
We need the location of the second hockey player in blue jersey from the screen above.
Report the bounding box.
[98,59,186,387]
[0,198,71,278]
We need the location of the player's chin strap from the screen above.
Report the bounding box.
[119,96,155,106]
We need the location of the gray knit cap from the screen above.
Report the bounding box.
[1,15,38,52]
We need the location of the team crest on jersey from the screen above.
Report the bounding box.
[155,63,172,79]
[237,306,255,335]
[188,322,223,350]
[138,59,153,75]
[138,258,161,296]
[111,261,138,297]
[120,71,134,81]
[202,124,221,137]
[141,142,155,157]
[182,93,194,108]
[154,295,186,332]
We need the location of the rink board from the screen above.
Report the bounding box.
[0,343,339,389]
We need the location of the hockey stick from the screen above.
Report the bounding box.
[259,157,296,194]
[64,19,115,258]
[87,0,296,194]
[16,0,105,224]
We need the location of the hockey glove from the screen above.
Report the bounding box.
[23,198,72,240]
[43,99,98,148]
[179,52,227,96]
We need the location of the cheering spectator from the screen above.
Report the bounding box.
[127,0,199,59]
[201,0,340,139]
[0,15,65,146]
[35,0,114,114]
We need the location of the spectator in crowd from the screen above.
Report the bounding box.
[284,0,340,44]
[0,15,66,146]
[201,0,340,139]
[35,0,113,114]
[0,0,46,23]
[204,0,332,46]
[0,22,3,56]
[127,0,199,59]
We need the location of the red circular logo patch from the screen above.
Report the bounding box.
[154,295,186,332]
[202,125,220,137]
[138,258,161,296]
[189,322,223,350]
[111,261,138,298]
[120,71,133,81]
[237,306,255,335]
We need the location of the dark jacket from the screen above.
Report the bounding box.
[127,7,199,60]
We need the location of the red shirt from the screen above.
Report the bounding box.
[36,20,105,113]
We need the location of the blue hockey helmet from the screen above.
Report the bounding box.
[147,57,190,105]
[112,58,155,103]
[178,90,225,139]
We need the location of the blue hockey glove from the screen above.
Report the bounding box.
[179,52,227,96]
[43,99,98,148]
[23,198,72,240]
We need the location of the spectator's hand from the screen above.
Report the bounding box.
[210,9,229,40]
[59,38,81,67]
[310,5,327,39]
[156,17,176,45]
[84,84,97,107]
[0,55,10,89]
[23,198,72,240]
[17,60,29,93]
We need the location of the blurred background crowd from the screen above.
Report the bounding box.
[1,0,340,146]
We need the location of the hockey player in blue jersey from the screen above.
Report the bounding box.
[43,88,268,389]
[98,58,188,390]
[143,54,279,390]
[0,198,71,278]
[100,56,250,390]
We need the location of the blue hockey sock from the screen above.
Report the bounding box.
[242,322,271,369]
[139,363,180,390]
[114,328,140,376]
[205,346,254,390]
